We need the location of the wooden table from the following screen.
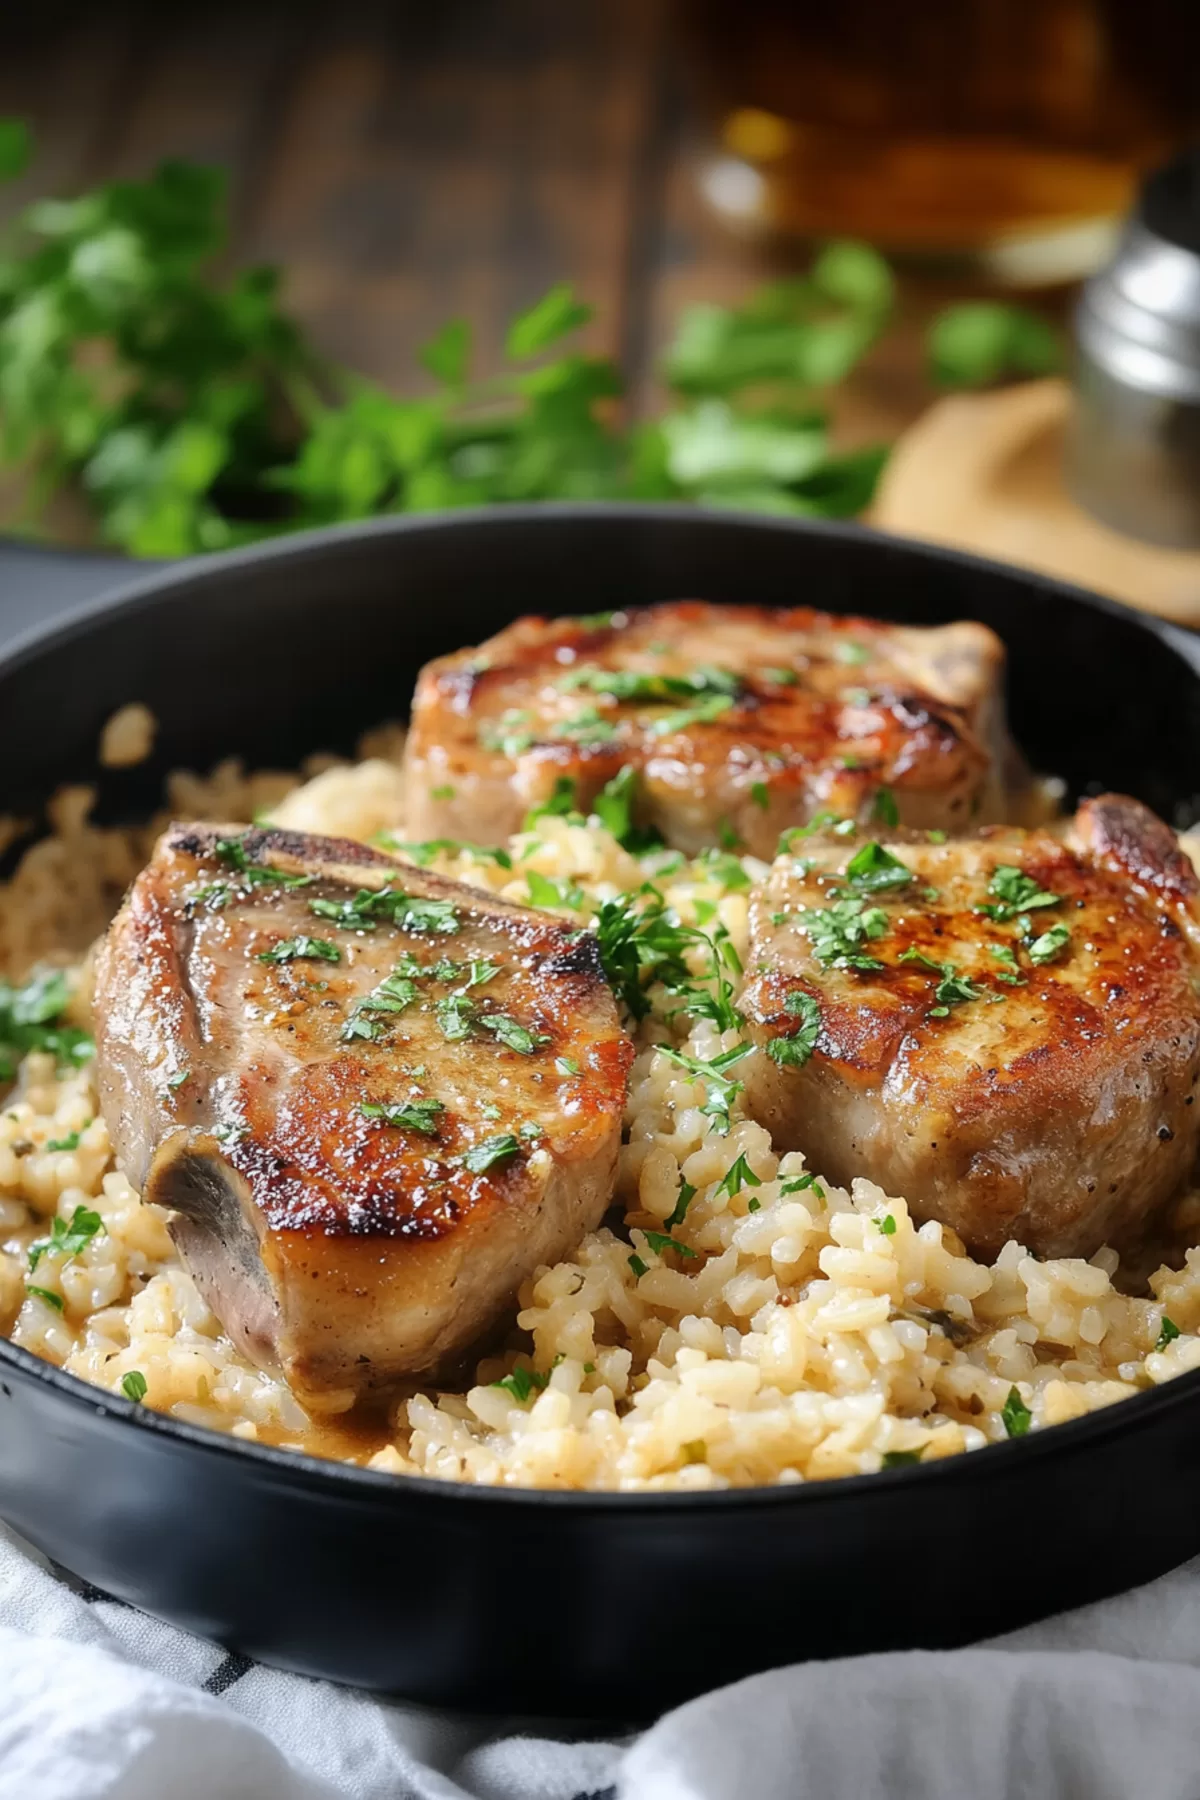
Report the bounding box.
[0,1,1040,462]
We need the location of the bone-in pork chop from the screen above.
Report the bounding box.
[92,825,632,1406]
[739,796,1200,1259]
[403,600,1012,858]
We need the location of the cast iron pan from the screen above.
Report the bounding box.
[1,505,1199,1715]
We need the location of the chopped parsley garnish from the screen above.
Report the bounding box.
[0,968,94,1083]
[780,1172,825,1199]
[642,1230,698,1260]
[664,1180,697,1228]
[747,1197,761,1212]
[989,944,1025,985]
[779,813,857,854]
[525,869,585,912]
[834,640,870,665]
[628,1254,649,1280]
[750,781,769,812]
[872,787,899,828]
[697,849,751,894]
[430,784,456,801]
[651,693,736,735]
[797,897,888,971]
[1156,1316,1181,1352]
[927,829,947,843]
[213,835,312,889]
[480,709,536,756]
[552,705,618,744]
[121,1370,148,1402]
[767,990,821,1067]
[435,993,477,1041]
[875,1213,897,1235]
[341,968,419,1041]
[659,1043,754,1135]
[715,1152,763,1202]
[897,948,985,1014]
[26,1285,63,1311]
[1001,1386,1032,1438]
[359,1098,445,1135]
[382,838,512,870]
[760,666,798,686]
[881,1448,924,1467]
[256,935,341,965]
[844,840,913,893]
[480,1013,551,1055]
[976,865,1061,923]
[45,1124,87,1152]
[462,1133,521,1174]
[560,665,738,705]
[591,765,662,852]
[28,1203,104,1271]
[555,1056,580,1076]
[310,887,459,935]
[167,1069,191,1091]
[490,1365,549,1403]
[523,776,580,829]
[1027,921,1070,965]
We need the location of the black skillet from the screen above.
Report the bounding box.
[1,505,1199,1716]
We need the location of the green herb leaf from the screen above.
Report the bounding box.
[462,1133,521,1174]
[1027,921,1070,965]
[1156,1316,1182,1353]
[25,1284,63,1312]
[359,1097,445,1135]
[523,776,579,829]
[27,1203,104,1272]
[506,283,591,359]
[797,897,888,971]
[664,1180,697,1229]
[480,1013,551,1055]
[257,935,341,965]
[928,302,1062,389]
[555,1056,580,1077]
[976,865,1062,923]
[659,1042,754,1135]
[1001,1385,1032,1438]
[715,1152,763,1202]
[779,1171,825,1199]
[844,840,912,892]
[627,1253,649,1280]
[121,1370,148,1403]
[876,1213,897,1235]
[642,1230,699,1260]
[872,787,899,828]
[0,118,32,179]
[767,989,822,1067]
[881,1448,924,1468]
[420,317,470,385]
[490,1364,549,1403]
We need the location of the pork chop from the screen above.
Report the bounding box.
[739,795,1200,1259]
[92,824,632,1405]
[403,600,1013,858]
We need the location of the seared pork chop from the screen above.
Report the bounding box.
[93,825,632,1405]
[403,601,1012,858]
[740,796,1200,1259]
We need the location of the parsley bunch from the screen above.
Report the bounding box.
[0,121,893,554]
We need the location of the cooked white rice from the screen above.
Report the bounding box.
[3,745,1200,1491]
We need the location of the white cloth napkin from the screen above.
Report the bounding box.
[5,1518,1200,1800]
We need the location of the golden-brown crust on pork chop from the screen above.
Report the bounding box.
[403,601,1011,858]
[740,796,1200,1260]
[93,824,632,1402]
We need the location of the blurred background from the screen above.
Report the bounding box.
[1,0,1198,614]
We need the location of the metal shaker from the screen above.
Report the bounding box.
[1068,149,1200,550]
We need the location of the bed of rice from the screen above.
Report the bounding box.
[3,738,1200,1491]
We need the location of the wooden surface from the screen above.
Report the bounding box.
[0,0,1007,453]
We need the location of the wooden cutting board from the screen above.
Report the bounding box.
[870,377,1200,627]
